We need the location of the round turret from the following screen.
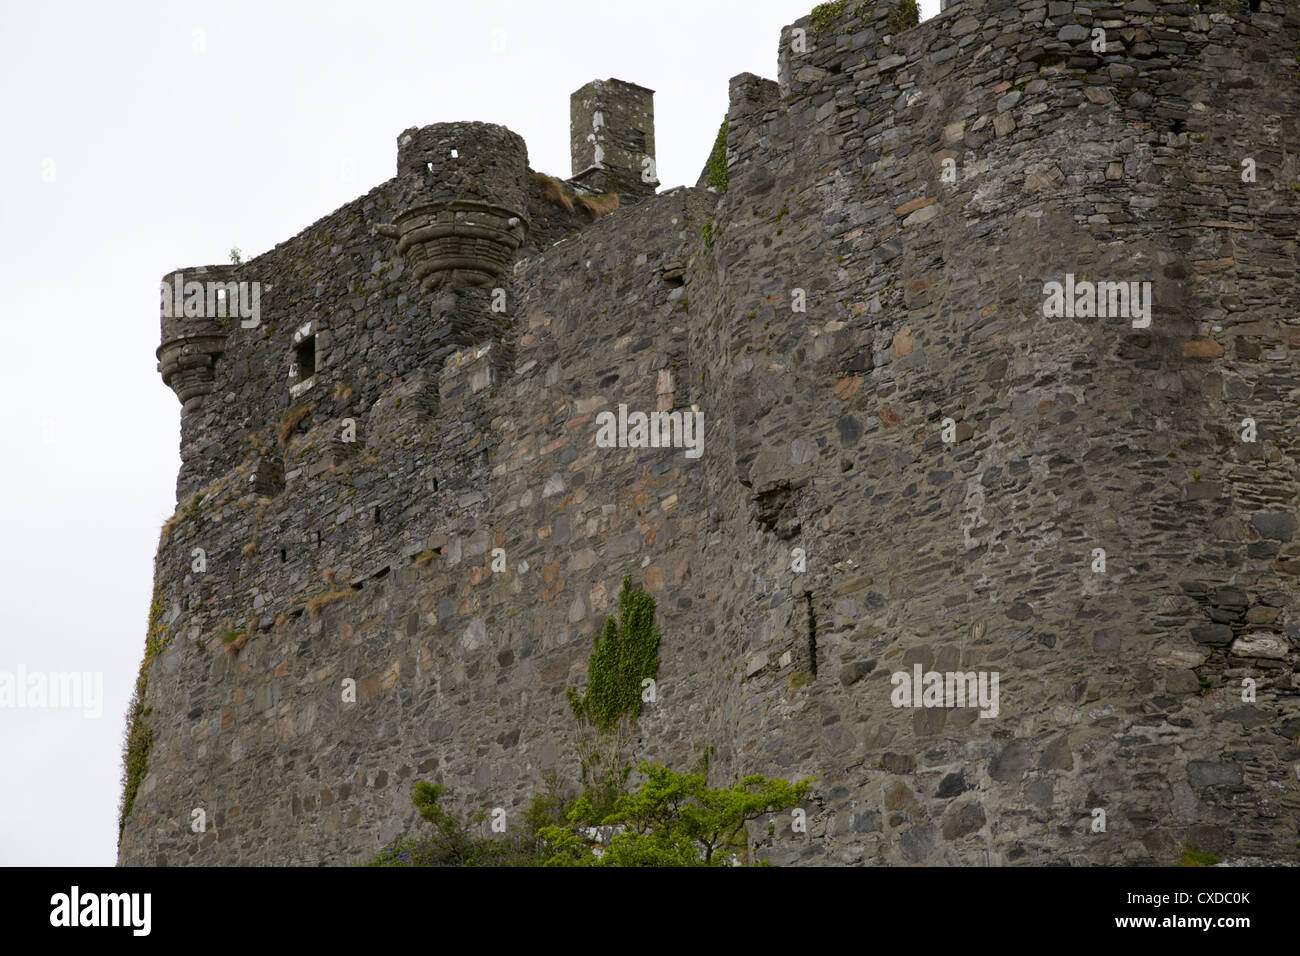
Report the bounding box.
[382,122,530,290]
[156,265,240,407]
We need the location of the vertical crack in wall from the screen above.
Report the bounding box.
[805,590,817,678]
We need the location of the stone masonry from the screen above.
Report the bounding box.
[122,0,1300,866]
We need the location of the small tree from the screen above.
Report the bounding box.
[370,775,576,867]
[538,762,813,866]
[369,782,503,867]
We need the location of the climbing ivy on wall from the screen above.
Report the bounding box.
[566,577,661,733]
[374,581,817,866]
[118,582,171,840]
[705,118,728,192]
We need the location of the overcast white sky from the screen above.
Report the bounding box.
[0,0,940,867]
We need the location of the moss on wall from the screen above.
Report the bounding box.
[705,118,728,192]
[118,581,171,840]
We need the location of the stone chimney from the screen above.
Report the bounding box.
[569,78,659,202]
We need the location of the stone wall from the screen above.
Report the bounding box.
[122,0,1300,866]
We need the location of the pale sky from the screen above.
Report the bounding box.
[0,0,942,866]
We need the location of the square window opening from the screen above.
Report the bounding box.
[294,337,317,381]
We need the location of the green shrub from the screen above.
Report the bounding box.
[369,782,504,867]
[889,0,919,33]
[1177,846,1220,867]
[810,1,845,34]
[370,775,576,867]
[538,762,814,866]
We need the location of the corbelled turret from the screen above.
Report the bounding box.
[379,122,530,292]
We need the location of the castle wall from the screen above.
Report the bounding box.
[698,0,1300,865]
[125,183,724,864]
[123,0,1300,866]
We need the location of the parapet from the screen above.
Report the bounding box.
[394,121,530,211]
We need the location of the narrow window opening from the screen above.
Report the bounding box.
[279,548,287,563]
[289,322,318,397]
[427,162,434,173]
[450,148,459,159]
[373,505,382,525]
